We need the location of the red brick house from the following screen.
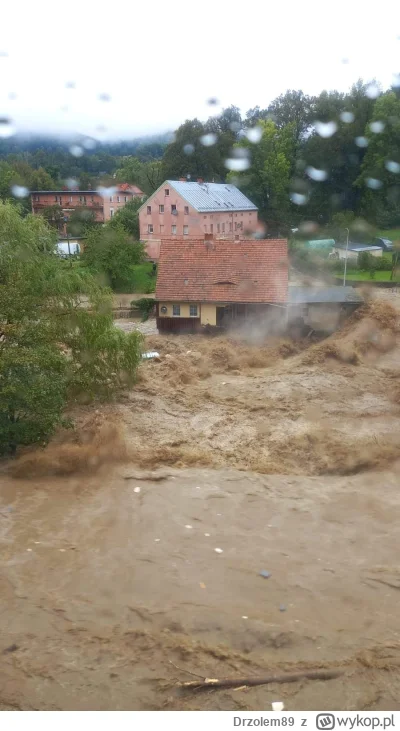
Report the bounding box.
[31,183,144,233]
[139,179,258,260]
[155,236,288,333]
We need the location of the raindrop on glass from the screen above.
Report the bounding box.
[306,166,328,182]
[385,160,400,174]
[340,111,354,123]
[200,133,217,147]
[341,57,350,64]
[11,185,29,198]
[369,121,385,133]
[207,97,219,106]
[246,126,263,144]
[165,131,176,144]
[65,81,76,89]
[225,158,250,172]
[82,137,96,150]
[314,121,337,138]
[229,121,241,132]
[365,83,380,99]
[65,178,79,189]
[98,93,111,102]
[183,143,194,155]
[290,192,309,205]
[0,50,9,58]
[96,186,118,198]
[355,136,368,148]
[8,92,17,100]
[366,178,382,190]
[69,145,84,157]
[0,117,15,138]
[232,147,250,160]
[392,73,400,88]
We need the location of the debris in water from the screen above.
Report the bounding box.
[259,570,271,579]
[154,538,160,542]
[185,525,193,529]
[59,549,66,552]
[272,701,285,711]
[204,533,210,537]
[133,487,141,493]
[214,548,223,554]
[242,615,249,619]
[279,604,287,612]
[26,548,32,552]
[200,582,206,589]
[2,644,19,654]
[142,351,160,360]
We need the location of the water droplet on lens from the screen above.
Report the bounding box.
[341,56,349,64]
[365,83,380,99]
[65,81,76,89]
[0,50,9,58]
[385,160,400,174]
[207,97,219,106]
[183,143,194,155]
[8,92,17,100]
[232,147,250,159]
[96,186,117,198]
[98,92,111,102]
[82,137,96,150]
[369,121,385,133]
[229,121,241,132]
[65,178,79,189]
[392,73,400,88]
[306,166,328,181]
[246,126,262,143]
[314,121,337,138]
[355,136,368,148]
[340,111,354,123]
[69,145,84,157]
[290,192,309,205]
[0,117,15,138]
[225,158,250,172]
[366,177,382,189]
[200,133,217,147]
[11,185,29,198]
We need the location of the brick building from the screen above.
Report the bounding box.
[139,179,258,260]
[31,183,144,232]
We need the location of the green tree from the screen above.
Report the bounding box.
[246,90,316,144]
[66,206,98,236]
[41,205,65,231]
[115,157,163,195]
[161,118,226,182]
[82,223,145,292]
[0,201,143,455]
[229,119,296,230]
[108,197,143,239]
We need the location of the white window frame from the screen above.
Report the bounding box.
[189,305,198,317]
[159,204,164,213]
[183,225,189,235]
[165,188,170,196]
[172,304,180,317]
[148,224,154,234]
[147,205,152,214]
[171,225,177,234]
[110,208,114,217]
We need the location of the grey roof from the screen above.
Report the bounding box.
[288,286,364,305]
[167,180,257,213]
[335,244,382,252]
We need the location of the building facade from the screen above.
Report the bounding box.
[31,183,144,232]
[155,236,287,334]
[139,180,258,257]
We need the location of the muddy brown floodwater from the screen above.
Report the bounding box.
[1,294,400,711]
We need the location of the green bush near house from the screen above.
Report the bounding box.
[135,297,156,321]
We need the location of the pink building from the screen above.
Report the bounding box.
[31,183,144,233]
[139,179,258,260]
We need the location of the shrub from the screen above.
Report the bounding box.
[135,297,155,321]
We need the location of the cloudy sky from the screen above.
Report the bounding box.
[1,0,399,140]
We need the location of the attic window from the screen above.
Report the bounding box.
[184,278,189,285]
[165,188,170,196]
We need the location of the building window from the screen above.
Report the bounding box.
[183,225,189,235]
[35,195,39,201]
[241,212,243,216]
[160,224,164,233]
[204,224,207,232]
[204,215,207,219]
[184,206,189,215]
[172,304,180,317]
[235,223,238,231]
[54,195,58,202]
[91,196,94,202]
[124,196,127,202]
[217,223,220,233]
[79,196,83,203]
[171,204,177,213]
[222,223,225,233]
[210,224,213,233]
[110,196,113,202]
[147,205,151,214]
[148,224,154,233]
[110,208,114,217]
[117,196,120,203]
[229,222,232,232]
[69,196,72,202]
[189,305,198,317]
[171,225,177,234]
[165,188,170,196]
[159,204,164,214]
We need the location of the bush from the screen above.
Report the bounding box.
[135,297,156,321]
[82,223,145,292]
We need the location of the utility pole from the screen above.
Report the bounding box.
[343,227,350,287]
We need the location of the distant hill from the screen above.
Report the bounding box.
[0,133,170,161]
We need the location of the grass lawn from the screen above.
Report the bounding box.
[335,270,400,282]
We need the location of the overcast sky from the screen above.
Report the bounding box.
[1,0,399,140]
